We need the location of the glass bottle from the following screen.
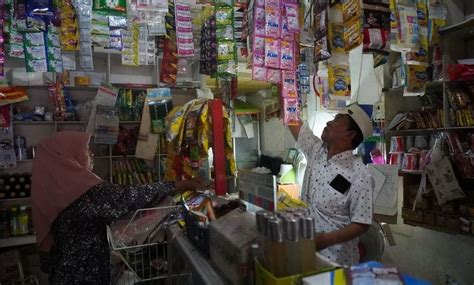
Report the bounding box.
[10,207,19,236]
[18,206,29,236]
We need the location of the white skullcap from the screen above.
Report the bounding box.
[344,104,373,140]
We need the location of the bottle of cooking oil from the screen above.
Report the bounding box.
[10,207,19,236]
[18,206,29,235]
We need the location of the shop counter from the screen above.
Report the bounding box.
[166,224,338,285]
[167,225,226,285]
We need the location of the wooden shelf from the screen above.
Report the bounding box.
[400,170,424,175]
[94,155,134,159]
[15,85,99,91]
[13,120,141,125]
[13,121,83,125]
[387,126,474,135]
[0,235,37,248]
[0,197,31,203]
[446,126,474,130]
[112,83,158,89]
[93,47,122,55]
[386,128,445,135]
[404,220,474,237]
[439,16,474,37]
[110,155,136,158]
[57,121,86,125]
[13,121,55,125]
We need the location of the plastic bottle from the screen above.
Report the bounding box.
[10,207,19,236]
[18,206,29,236]
[8,174,17,184]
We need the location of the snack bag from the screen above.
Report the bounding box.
[265,6,280,39]
[254,6,265,23]
[216,5,233,27]
[0,106,16,169]
[280,41,294,70]
[217,40,236,61]
[253,49,265,67]
[0,87,29,106]
[60,1,80,51]
[265,0,280,8]
[93,0,127,13]
[283,98,300,126]
[389,0,400,50]
[315,36,331,62]
[281,70,297,98]
[341,0,361,22]
[266,68,281,84]
[254,19,266,37]
[404,63,428,95]
[363,3,390,52]
[252,66,267,81]
[314,7,328,40]
[329,23,345,53]
[328,55,350,99]
[264,38,280,69]
[254,36,265,51]
[406,27,428,63]
[217,60,237,78]
[285,2,299,33]
[281,17,295,41]
[397,3,420,51]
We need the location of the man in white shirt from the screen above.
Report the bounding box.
[290,104,374,266]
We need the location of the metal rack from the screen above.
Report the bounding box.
[107,205,190,285]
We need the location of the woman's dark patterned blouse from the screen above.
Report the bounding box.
[47,181,174,285]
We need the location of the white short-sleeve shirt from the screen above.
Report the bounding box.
[296,123,373,266]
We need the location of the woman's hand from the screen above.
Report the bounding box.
[175,178,213,193]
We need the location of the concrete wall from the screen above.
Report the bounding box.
[465,0,474,20]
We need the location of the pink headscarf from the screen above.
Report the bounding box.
[31,131,103,252]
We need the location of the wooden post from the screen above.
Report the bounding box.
[210,99,227,196]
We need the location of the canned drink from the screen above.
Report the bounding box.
[402,153,419,171]
[390,136,405,153]
[44,112,53,121]
[414,136,429,149]
[14,136,26,148]
[389,153,404,170]
[16,148,28,161]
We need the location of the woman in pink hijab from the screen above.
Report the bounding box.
[32,131,201,284]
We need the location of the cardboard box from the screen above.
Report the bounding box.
[436,214,459,231]
[402,208,424,223]
[423,211,436,225]
[0,249,23,281]
[209,208,258,285]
